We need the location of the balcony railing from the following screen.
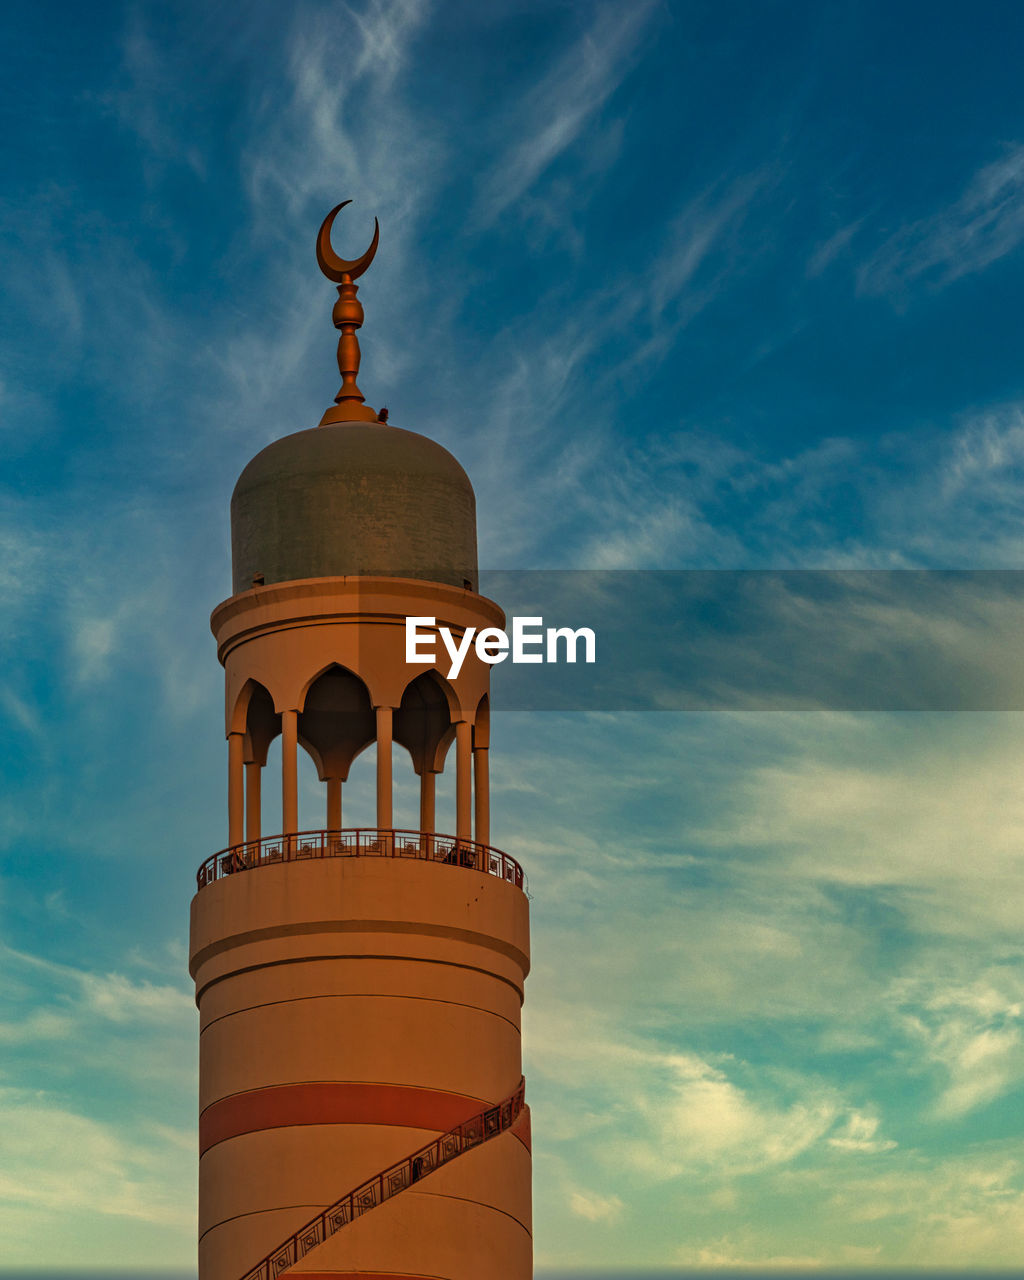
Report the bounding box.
[237,1078,526,1280]
[197,828,525,893]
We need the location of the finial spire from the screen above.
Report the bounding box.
[316,201,381,425]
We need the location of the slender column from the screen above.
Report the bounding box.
[228,732,244,848]
[474,746,490,847]
[282,709,298,836]
[419,770,436,834]
[376,706,393,829]
[456,720,472,842]
[245,761,261,844]
[327,777,342,831]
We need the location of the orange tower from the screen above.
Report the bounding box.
[188,204,532,1280]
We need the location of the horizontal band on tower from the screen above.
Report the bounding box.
[200,1081,487,1156]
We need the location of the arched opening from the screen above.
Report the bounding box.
[226,667,482,844]
[227,680,280,847]
[395,672,453,834]
[298,665,375,832]
[243,681,280,765]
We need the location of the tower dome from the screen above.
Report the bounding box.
[230,200,478,595]
[230,421,478,595]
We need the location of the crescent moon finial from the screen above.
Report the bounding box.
[316,200,380,282]
[317,200,383,425]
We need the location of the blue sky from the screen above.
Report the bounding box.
[5,0,1024,1271]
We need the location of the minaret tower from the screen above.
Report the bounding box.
[189,204,532,1280]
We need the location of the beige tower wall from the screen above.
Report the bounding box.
[285,1119,533,1279]
[212,577,503,726]
[190,856,530,1280]
[194,572,530,1279]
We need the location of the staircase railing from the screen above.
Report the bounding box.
[237,1079,526,1280]
[197,828,525,893]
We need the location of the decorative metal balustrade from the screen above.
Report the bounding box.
[196,827,525,893]
[237,1079,526,1280]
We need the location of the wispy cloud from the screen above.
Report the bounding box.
[467,173,768,566]
[893,973,1024,1117]
[806,217,865,278]
[858,144,1024,296]
[0,950,195,1263]
[244,0,433,221]
[0,943,196,1090]
[811,1149,1024,1263]
[666,1147,1024,1269]
[674,1239,825,1269]
[692,715,1024,936]
[346,0,428,85]
[940,402,1024,502]
[527,1009,883,1182]
[0,1087,193,1223]
[827,1110,897,1154]
[105,11,207,183]
[0,1086,195,1265]
[567,1186,623,1223]
[472,3,658,226]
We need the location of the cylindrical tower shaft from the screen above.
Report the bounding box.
[190,203,531,1280]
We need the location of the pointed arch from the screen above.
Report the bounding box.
[229,679,280,764]
[395,671,454,777]
[297,664,376,782]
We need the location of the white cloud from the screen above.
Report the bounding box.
[0,1088,192,1226]
[892,973,1024,1117]
[345,0,428,85]
[0,1009,75,1046]
[466,170,770,568]
[691,715,1024,938]
[0,688,45,743]
[0,944,197,1093]
[619,1054,837,1179]
[108,13,207,181]
[568,1187,623,1222]
[78,970,195,1025]
[858,143,1024,296]
[526,1010,876,1182]
[675,1239,824,1268]
[941,404,1024,499]
[817,1149,1024,1263]
[826,1110,896,1154]
[472,4,658,226]
[0,1086,195,1265]
[806,218,865,277]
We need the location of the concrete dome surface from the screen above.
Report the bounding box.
[231,422,478,594]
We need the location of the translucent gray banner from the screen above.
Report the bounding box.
[467,571,1024,711]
